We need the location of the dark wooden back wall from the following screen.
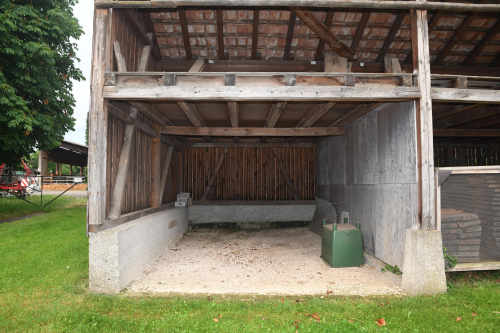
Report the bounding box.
[180,147,316,201]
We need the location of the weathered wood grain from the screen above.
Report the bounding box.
[160,126,346,137]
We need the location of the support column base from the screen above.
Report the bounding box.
[401,229,447,295]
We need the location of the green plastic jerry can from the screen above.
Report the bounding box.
[321,218,364,268]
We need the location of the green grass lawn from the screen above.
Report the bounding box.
[1,201,500,332]
[0,194,87,221]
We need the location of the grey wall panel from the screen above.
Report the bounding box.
[352,111,379,185]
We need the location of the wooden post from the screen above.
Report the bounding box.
[150,125,161,208]
[411,5,435,230]
[70,165,73,176]
[159,146,174,204]
[88,8,113,226]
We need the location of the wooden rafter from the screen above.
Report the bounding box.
[108,107,139,220]
[228,101,240,143]
[329,102,382,127]
[177,101,206,127]
[349,11,371,59]
[178,9,192,60]
[375,12,406,63]
[216,8,226,60]
[433,104,483,122]
[433,1,488,66]
[454,113,500,129]
[434,129,500,137]
[108,103,158,137]
[201,148,229,201]
[141,11,162,60]
[463,19,500,66]
[251,10,260,60]
[265,102,287,128]
[314,8,335,61]
[434,106,500,129]
[284,12,297,60]
[130,101,172,126]
[405,10,443,65]
[160,126,346,137]
[272,148,299,200]
[289,6,354,58]
[287,102,336,143]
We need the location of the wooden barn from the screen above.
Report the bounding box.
[88,0,500,295]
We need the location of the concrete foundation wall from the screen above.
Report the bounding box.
[188,204,316,224]
[89,207,188,294]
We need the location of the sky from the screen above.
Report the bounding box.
[64,2,94,146]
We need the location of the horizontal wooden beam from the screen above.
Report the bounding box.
[129,101,172,125]
[182,142,316,148]
[94,1,500,13]
[103,85,421,101]
[160,126,346,137]
[192,200,316,205]
[433,129,500,137]
[431,88,500,104]
[153,60,500,76]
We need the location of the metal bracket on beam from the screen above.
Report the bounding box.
[104,73,116,86]
[286,74,297,86]
[225,74,236,86]
[344,74,355,87]
[401,74,413,87]
[164,74,176,86]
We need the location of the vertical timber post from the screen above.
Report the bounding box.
[150,125,162,208]
[88,6,113,228]
[411,5,435,230]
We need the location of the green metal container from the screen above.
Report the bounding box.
[321,219,364,268]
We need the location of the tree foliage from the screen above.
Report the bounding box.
[0,0,84,165]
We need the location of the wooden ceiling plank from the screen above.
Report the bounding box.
[251,10,260,60]
[375,12,406,63]
[160,126,347,137]
[329,102,383,127]
[433,103,484,121]
[216,8,226,60]
[462,19,500,66]
[141,11,162,60]
[178,9,193,60]
[284,12,297,60]
[289,6,354,58]
[453,113,500,129]
[314,8,335,61]
[434,105,500,128]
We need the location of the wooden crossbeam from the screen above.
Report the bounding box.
[433,129,500,137]
[349,11,370,59]
[283,12,297,60]
[178,9,192,60]
[216,9,226,60]
[183,142,316,148]
[160,126,346,137]
[265,102,287,128]
[431,88,500,103]
[177,102,206,127]
[228,102,239,127]
[94,1,500,13]
[462,19,500,66]
[108,107,138,220]
[108,103,158,137]
[130,101,172,126]
[141,11,162,60]
[375,12,406,63]
[289,6,354,58]
[251,10,260,60]
[329,102,382,127]
[272,148,299,200]
[201,148,229,201]
[158,146,174,205]
[315,8,335,61]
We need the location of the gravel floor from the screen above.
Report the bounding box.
[126,227,405,297]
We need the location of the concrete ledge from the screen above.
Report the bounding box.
[89,207,188,294]
[363,251,402,287]
[188,204,316,224]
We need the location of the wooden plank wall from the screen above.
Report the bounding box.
[316,101,419,269]
[112,9,154,72]
[434,147,500,167]
[181,147,316,201]
[106,101,178,216]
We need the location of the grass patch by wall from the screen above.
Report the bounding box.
[1,200,500,332]
[0,195,87,221]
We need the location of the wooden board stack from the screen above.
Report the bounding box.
[441,209,481,263]
[441,174,500,260]
[309,197,338,235]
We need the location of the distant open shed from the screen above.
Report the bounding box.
[87,0,500,295]
[38,141,88,176]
